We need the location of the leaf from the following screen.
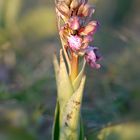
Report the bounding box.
[59,76,86,140]
[60,38,71,74]
[73,60,86,91]
[53,54,60,86]
[79,117,84,140]
[57,50,74,108]
[53,51,86,139]
[53,50,74,134]
[52,101,60,140]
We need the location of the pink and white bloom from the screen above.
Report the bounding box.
[68,35,82,51]
[57,0,101,69]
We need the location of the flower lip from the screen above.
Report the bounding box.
[85,46,101,69]
[93,47,102,61]
[68,35,82,51]
[87,46,102,61]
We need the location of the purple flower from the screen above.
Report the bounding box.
[68,35,82,51]
[85,46,101,69]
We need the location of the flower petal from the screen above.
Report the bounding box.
[68,35,82,51]
[79,21,98,36]
[85,46,101,69]
[68,16,80,30]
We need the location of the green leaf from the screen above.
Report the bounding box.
[57,50,74,128]
[59,76,86,140]
[53,54,60,86]
[53,51,86,140]
[57,50,74,108]
[60,38,71,74]
[73,60,86,91]
[52,101,60,140]
[79,117,84,140]
[53,50,74,136]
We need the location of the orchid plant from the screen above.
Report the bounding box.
[53,0,101,139]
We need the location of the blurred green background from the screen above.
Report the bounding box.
[0,0,140,140]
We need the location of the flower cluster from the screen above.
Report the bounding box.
[56,0,101,69]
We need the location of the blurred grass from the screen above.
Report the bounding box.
[0,0,140,140]
[0,127,36,140]
[19,7,56,39]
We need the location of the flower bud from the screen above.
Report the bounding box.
[82,4,95,17]
[77,3,85,16]
[68,16,80,30]
[56,2,70,17]
[65,0,72,6]
[70,0,80,10]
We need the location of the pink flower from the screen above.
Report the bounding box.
[85,46,101,69]
[68,35,82,51]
